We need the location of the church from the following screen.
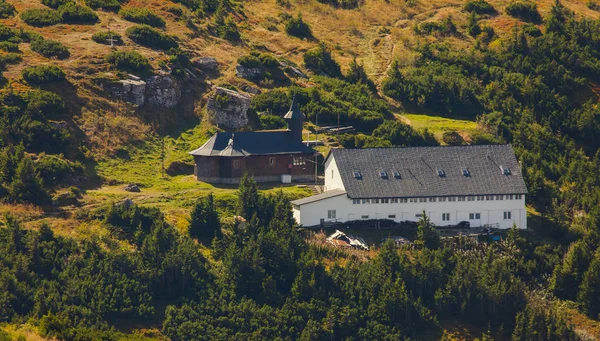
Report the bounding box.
[189,99,317,184]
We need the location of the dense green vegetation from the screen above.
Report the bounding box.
[0,0,15,18]
[126,24,178,50]
[119,8,166,28]
[463,0,496,14]
[285,13,312,38]
[85,0,123,11]
[106,50,151,72]
[58,2,98,24]
[21,8,62,27]
[21,65,66,85]
[30,38,69,59]
[505,1,541,22]
[91,31,123,45]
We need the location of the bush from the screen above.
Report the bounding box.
[0,23,15,41]
[58,2,98,24]
[285,13,312,38]
[442,131,465,145]
[416,16,457,36]
[41,0,69,9]
[106,50,150,71]
[316,0,362,9]
[22,65,66,84]
[522,23,542,37]
[119,8,166,28]
[303,43,341,77]
[0,52,22,66]
[216,17,240,41]
[91,31,123,45]
[0,0,16,18]
[260,114,286,129]
[125,24,178,50]
[0,41,18,52]
[238,52,279,69]
[506,1,541,22]
[25,90,66,119]
[85,0,122,11]
[21,8,61,27]
[30,38,69,59]
[463,0,496,14]
[36,154,81,187]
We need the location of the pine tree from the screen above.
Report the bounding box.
[189,193,221,243]
[467,12,481,37]
[9,156,47,205]
[416,211,440,249]
[578,250,600,318]
[237,173,259,220]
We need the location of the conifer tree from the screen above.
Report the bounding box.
[9,156,47,205]
[237,173,259,220]
[467,12,481,37]
[189,193,221,243]
[578,250,600,318]
[416,211,440,249]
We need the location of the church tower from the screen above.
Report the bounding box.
[283,97,305,142]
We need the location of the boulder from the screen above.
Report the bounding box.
[193,57,219,73]
[236,64,265,81]
[285,65,308,79]
[145,73,181,108]
[207,87,251,129]
[166,161,194,176]
[124,183,141,192]
[241,84,261,95]
[116,79,146,106]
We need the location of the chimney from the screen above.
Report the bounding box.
[283,96,305,142]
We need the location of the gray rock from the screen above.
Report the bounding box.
[117,79,146,106]
[193,57,218,72]
[124,184,141,192]
[145,73,181,108]
[241,85,261,94]
[207,87,251,129]
[127,74,141,81]
[236,64,265,81]
[285,65,308,79]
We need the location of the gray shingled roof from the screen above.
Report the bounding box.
[329,145,528,199]
[291,189,347,206]
[189,131,315,157]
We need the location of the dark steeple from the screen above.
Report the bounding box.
[283,96,305,142]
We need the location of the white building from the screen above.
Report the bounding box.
[291,145,528,229]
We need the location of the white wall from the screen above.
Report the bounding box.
[293,195,527,229]
[324,155,345,192]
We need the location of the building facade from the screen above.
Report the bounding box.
[291,145,528,229]
[190,99,316,184]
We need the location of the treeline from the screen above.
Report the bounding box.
[0,175,582,340]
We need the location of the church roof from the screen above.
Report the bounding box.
[327,145,528,198]
[283,97,305,121]
[189,130,315,157]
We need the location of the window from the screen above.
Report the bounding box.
[442,213,450,221]
[328,210,336,219]
[439,197,447,202]
[516,194,522,200]
[388,215,396,219]
[269,157,276,166]
[486,195,494,201]
[352,199,360,204]
[331,170,334,178]
[477,196,484,201]
[353,170,362,179]
[362,199,370,204]
[496,195,503,200]
[508,194,514,200]
[469,213,474,220]
[392,198,399,203]
[469,213,481,220]
[419,198,427,203]
[437,169,446,177]
[400,198,408,203]
[233,160,240,169]
[429,197,437,202]
[504,211,512,220]
[293,157,305,166]
[458,196,466,202]
[380,171,388,179]
[449,197,457,202]
[416,214,423,218]
[462,168,470,177]
[468,196,475,201]
[373,199,380,204]
[382,198,389,204]
[361,215,369,219]
[409,198,417,203]
[501,166,512,175]
[393,171,401,179]
[476,213,481,219]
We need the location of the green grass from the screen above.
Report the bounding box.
[399,113,479,141]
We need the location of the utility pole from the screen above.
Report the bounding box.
[314,113,318,185]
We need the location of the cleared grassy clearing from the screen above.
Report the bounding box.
[399,113,480,141]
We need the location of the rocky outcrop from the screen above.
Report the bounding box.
[193,57,218,73]
[236,64,265,81]
[166,161,194,176]
[145,73,181,108]
[124,183,141,192]
[116,78,146,106]
[207,87,251,129]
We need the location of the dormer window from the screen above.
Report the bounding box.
[437,169,446,177]
[500,166,511,175]
[393,171,401,179]
[462,168,470,177]
[353,170,362,179]
[380,171,388,179]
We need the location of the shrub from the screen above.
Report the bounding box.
[0,23,15,41]
[92,31,123,45]
[106,50,150,71]
[238,52,279,69]
[0,41,18,52]
[0,0,16,18]
[85,0,122,11]
[522,23,542,37]
[0,52,22,66]
[260,114,286,130]
[216,17,240,41]
[22,65,66,84]
[303,43,341,77]
[463,0,496,15]
[26,90,66,119]
[442,131,465,145]
[416,16,457,36]
[58,2,98,23]
[119,8,166,28]
[41,0,69,9]
[125,24,178,50]
[285,13,311,38]
[21,8,62,27]
[506,1,541,22]
[36,154,81,187]
[316,0,362,9]
[30,38,69,59]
